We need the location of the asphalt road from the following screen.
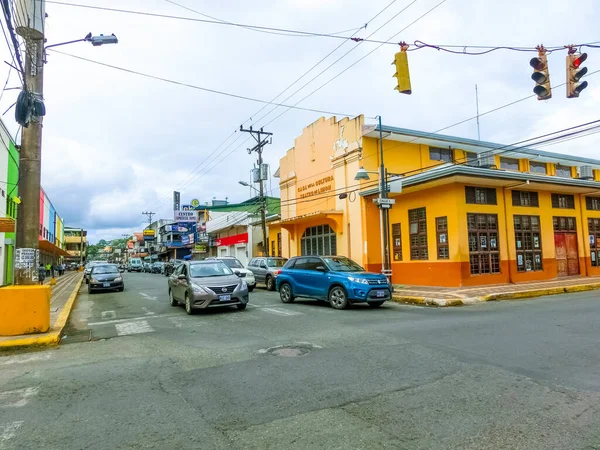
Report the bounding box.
[2,272,600,449]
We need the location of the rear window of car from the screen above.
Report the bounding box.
[267,259,287,267]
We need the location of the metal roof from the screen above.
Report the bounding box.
[363,124,600,168]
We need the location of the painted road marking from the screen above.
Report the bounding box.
[260,307,304,317]
[115,320,155,336]
[139,292,158,301]
[0,421,23,449]
[1,352,52,366]
[0,387,39,408]
[101,310,116,320]
[88,313,177,326]
[141,306,155,316]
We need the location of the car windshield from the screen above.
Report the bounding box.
[92,265,119,274]
[323,257,364,272]
[190,262,233,278]
[220,259,243,269]
[267,259,287,267]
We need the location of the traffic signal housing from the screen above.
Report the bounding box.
[530,47,551,100]
[392,44,411,94]
[566,52,588,98]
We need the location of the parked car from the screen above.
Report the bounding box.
[128,258,143,272]
[168,260,249,315]
[151,262,164,274]
[88,264,124,294]
[205,257,255,291]
[247,257,288,291]
[164,259,183,277]
[142,262,152,273]
[84,261,102,284]
[276,255,392,310]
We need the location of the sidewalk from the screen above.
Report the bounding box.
[0,271,83,349]
[393,276,600,307]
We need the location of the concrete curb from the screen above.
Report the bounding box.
[393,282,600,307]
[0,276,83,349]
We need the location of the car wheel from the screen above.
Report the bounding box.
[185,293,195,315]
[368,301,384,308]
[266,276,275,291]
[329,286,348,310]
[279,283,294,303]
[169,289,178,307]
[118,287,124,292]
[237,303,247,311]
[85,278,89,284]
[248,285,255,292]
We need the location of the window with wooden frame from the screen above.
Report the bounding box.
[514,215,543,272]
[392,223,402,261]
[586,197,600,211]
[436,217,449,259]
[271,240,275,257]
[429,147,453,162]
[465,186,497,205]
[277,232,282,257]
[500,157,519,171]
[512,190,539,207]
[409,208,428,260]
[467,213,500,275]
[553,216,577,232]
[589,218,600,267]
[529,161,547,174]
[555,165,572,178]
[551,193,575,209]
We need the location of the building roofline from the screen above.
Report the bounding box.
[368,124,600,167]
[360,164,600,196]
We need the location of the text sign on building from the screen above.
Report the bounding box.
[215,232,249,247]
[174,210,198,222]
[181,204,194,211]
[173,191,180,211]
[143,229,155,241]
[297,175,334,199]
[191,199,200,207]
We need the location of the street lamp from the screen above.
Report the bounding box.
[239,180,260,194]
[45,32,119,50]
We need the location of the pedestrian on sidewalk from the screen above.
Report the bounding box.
[38,263,46,285]
[59,263,65,276]
[45,263,51,277]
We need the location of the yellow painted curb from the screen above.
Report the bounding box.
[484,283,600,302]
[393,295,427,305]
[0,276,83,349]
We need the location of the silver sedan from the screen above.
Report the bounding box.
[168,260,249,315]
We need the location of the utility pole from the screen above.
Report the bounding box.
[15,32,44,284]
[142,211,155,262]
[122,233,129,264]
[240,125,272,257]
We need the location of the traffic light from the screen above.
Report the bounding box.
[566,51,588,98]
[392,43,411,94]
[530,46,551,100]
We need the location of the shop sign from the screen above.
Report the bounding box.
[182,204,194,211]
[188,233,195,244]
[191,199,200,207]
[143,229,155,241]
[215,232,249,247]
[174,210,198,222]
[297,175,334,199]
[193,243,207,253]
[181,235,190,245]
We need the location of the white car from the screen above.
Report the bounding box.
[206,257,256,292]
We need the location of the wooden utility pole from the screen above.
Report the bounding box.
[240,126,272,256]
[15,36,44,284]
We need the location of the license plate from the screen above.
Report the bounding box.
[103,282,110,287]
[376,290,385,298]
[219,295,231,301]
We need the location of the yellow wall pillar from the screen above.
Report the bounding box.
[0,285,51,336]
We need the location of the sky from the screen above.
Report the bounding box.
[0,0,598,244]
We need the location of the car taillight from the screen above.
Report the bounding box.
[274,270,281,275]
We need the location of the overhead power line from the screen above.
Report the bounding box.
[48,48,367,119]
[46,1,600,54]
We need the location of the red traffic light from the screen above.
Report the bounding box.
[573,53,587,68]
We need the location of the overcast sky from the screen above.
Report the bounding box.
[0,0,598,243]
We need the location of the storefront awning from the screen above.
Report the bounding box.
[279,210,344,232]
[39,239,70,256]
[0,217,15,232]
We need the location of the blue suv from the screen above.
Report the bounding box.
[276,255,392,310]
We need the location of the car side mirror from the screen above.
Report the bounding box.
[316,266,327,272]
[177,274,186,280]
[260,264,267,269]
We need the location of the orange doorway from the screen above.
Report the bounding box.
[554,233,579,276]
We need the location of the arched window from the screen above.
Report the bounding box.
[301,225,336,256]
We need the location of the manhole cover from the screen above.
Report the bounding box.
[259,342,322,357]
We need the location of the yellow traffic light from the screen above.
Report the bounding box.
[392,43,411,95]
[566,50,588,98]
[530,45,551,100]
